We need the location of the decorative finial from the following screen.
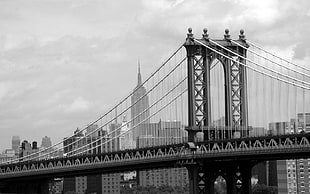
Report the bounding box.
[202,28,209,40]
[224,29,231,40]
[186,27,194,40]
[239,29,246,41]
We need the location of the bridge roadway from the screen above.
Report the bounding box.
[1,132,310,183]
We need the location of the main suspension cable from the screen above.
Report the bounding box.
[194,39,310,90]
[207,39,310,86]
[247,40,310,72]
[231,40,310,79]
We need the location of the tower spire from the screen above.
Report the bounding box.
[137,60,142,86]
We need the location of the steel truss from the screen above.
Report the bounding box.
[1,133,310,181]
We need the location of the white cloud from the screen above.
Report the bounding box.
[0,0,310,151]
[0,82,11,102]
[241,0,280,25]
[65,97,91,113]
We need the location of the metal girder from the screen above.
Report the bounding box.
[1,133,310,180]
[184,28,248,141]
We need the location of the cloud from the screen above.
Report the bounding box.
[0,0,310,151]
[0,82,11,102]
[294,43,309,60]
[65,97,91,113]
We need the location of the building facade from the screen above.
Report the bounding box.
[41,136,52,148]
[136,121,188,187]
[131,65,150,143]
[266,113,310,194]
[11,136,20,155]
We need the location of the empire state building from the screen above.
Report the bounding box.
[131,64,150,141]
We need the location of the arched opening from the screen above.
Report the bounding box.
[210,59,226,140]
[214,175,227,194]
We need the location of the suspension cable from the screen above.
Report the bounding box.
[9,57,187,163]
[61,57,186,158]
[72,88,188,157]
[66,76,187,157]
[247,40,310,72]
[231,40,310,79]
[2,45,185,164]
[207,39,310,86]
[194,39,310,90]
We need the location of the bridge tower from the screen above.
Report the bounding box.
[184,28,252,194]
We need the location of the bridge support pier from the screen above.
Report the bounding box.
[187,161,254,194]
[0,179,50,194]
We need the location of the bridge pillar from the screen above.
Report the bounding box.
[187,164,200,194]
[184,28,249,141]
[186,161,253,194]
[0,179,50,194]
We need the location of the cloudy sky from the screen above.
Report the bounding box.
[0,0,310,151]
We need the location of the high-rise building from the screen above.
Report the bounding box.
[297,112,310,132]
[130,65,188,188]
[136,120,188,187]
[131,64,150,143]
[19,140,39,160]
[0,149,17,163]
[119,115,135,150]
[12,136,20,154]
[63,129,89,194]
[41,136,52,148]
[266,114,310,194]
[63,124,122,194]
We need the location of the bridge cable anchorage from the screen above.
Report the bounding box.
[207,39,310,86]
[194,39,310,90]
[231,40,310,79]
[70,78,188,157]
[1,44,186,165]
[247,40,310,73]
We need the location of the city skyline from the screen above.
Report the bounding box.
[1,0,310,152]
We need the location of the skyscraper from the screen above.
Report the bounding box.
[41,136,52,148]
[130,65,188,188]
[131,64,150,142]
[267,115,310,194]
[11,136,20,153]
[137,120,188,187]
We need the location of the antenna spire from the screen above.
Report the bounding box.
[137,60,142,86]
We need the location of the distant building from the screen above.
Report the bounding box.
[297,113,310,132]
[101,173,120,194]
[0,149,17,163]
[63,129,89,194]
[266,114,310,194]
[63,124,122,194]
[136,120,188,187]
[131,64,150,143]
[11,136,20,155]
[119,115,135,150]
[130,66,188,188]
[19,140,39,160]
[41,136,52,148]
[249,127,267,137]
[49,178,63,194]
[3,149,15,157]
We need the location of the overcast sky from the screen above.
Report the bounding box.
[0,0,310,151]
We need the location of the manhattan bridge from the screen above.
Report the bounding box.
[1,28,310,194]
